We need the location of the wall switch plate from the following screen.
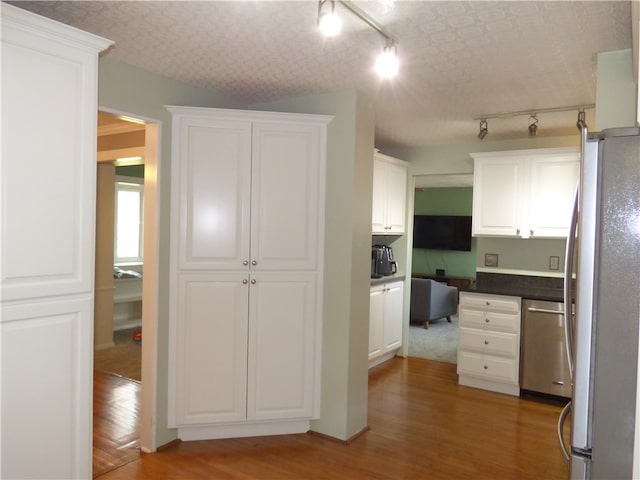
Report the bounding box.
[549,256,560,270]
[484,253,498,267]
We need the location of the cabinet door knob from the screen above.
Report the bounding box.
[486,301,490,306]
[251,260,257,266]
[251,279,256,284]
[516,229,520,235]
[242,279,248,285]
[485,318,490,323]
[243,260,249,266]
[483,365,489,370]
[484,340,489,345]
[530,229,534,236]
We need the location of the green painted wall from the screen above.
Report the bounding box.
[412,187,477,278]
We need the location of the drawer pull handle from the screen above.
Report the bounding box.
[484,340,489,345]
[483,365,488,370]
[486,301,490,306]
[553,381,565,386]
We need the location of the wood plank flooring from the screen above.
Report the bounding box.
[97,357,570,479]
[93,370,141,478]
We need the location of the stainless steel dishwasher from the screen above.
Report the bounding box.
[520,299,572,398]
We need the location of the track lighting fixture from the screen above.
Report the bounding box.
[317,0,399,79]
[576,110,587,131]
[375,42,399,79]
[318,0,341,37]
[528,114,538,137]
[473,104,594,139]
[478,119,488,140]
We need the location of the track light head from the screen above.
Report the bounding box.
[528,114,538,137]
[375,43,399,78]
[318,0,342,37]
[478,119,488,140]
[576,110,587,131]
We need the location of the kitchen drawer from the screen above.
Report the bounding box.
[459,292,521,314]
[459,327,518,357]
[459,307,520,333]
[457,351,518,384]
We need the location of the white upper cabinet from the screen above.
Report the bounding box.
[172,113,324,271]
[471,156,527,237]
[471,148,579,238]
[372,152,408,234]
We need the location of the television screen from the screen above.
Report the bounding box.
[413,215,472,251]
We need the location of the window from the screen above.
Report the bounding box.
[114,176,144,265]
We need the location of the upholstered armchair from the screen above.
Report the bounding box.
[410,278,458,329]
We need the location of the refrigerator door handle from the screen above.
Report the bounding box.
[558,401,572,465]
[563,183,578,378]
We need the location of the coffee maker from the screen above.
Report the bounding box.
[371,245,397,278]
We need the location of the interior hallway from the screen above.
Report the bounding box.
[96,357,568,479]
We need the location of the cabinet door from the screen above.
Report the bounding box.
[528,154,579,238]
[371,157,407,234]
[251,123,321,271]
[174,117,252,271]
[170,273,249,426]
[472,158,526,237]
[371,158,387,234]
[383,281,404,352]
[385,163,408,234]
[247,272,317,420]
[368,285,385,360]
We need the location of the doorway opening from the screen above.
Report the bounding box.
[93,109,160,475]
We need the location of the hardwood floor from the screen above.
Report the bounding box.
[93,370,141,478]
[97,357,570,479]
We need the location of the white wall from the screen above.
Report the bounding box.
[595,49,637,130]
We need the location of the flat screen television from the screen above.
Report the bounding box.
[413,215,472,251]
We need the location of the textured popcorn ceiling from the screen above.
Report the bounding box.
[10,1,632,149]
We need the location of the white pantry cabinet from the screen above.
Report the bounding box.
[369,280,404,366]
[471,148,579,238]
[1,4,112,478]
[372,152,408,234]
[457,292,521,396]
[167,106,331,441]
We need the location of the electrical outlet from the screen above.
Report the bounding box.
[549,256,560,270]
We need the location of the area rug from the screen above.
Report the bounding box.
[408,315,458,364]
[94,328,142,382]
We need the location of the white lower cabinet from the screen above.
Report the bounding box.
[369,280,404,366]
[457,292,521,396]
[171,272,317,431]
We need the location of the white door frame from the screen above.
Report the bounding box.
[97,106,161,452]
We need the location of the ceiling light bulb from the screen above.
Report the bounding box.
[319,12,342,37]
[375,47,399,79]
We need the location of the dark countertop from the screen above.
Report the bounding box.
[459,272,567,303]
[370,273,406,286]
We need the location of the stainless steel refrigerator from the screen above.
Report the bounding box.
[560,127,640,479]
